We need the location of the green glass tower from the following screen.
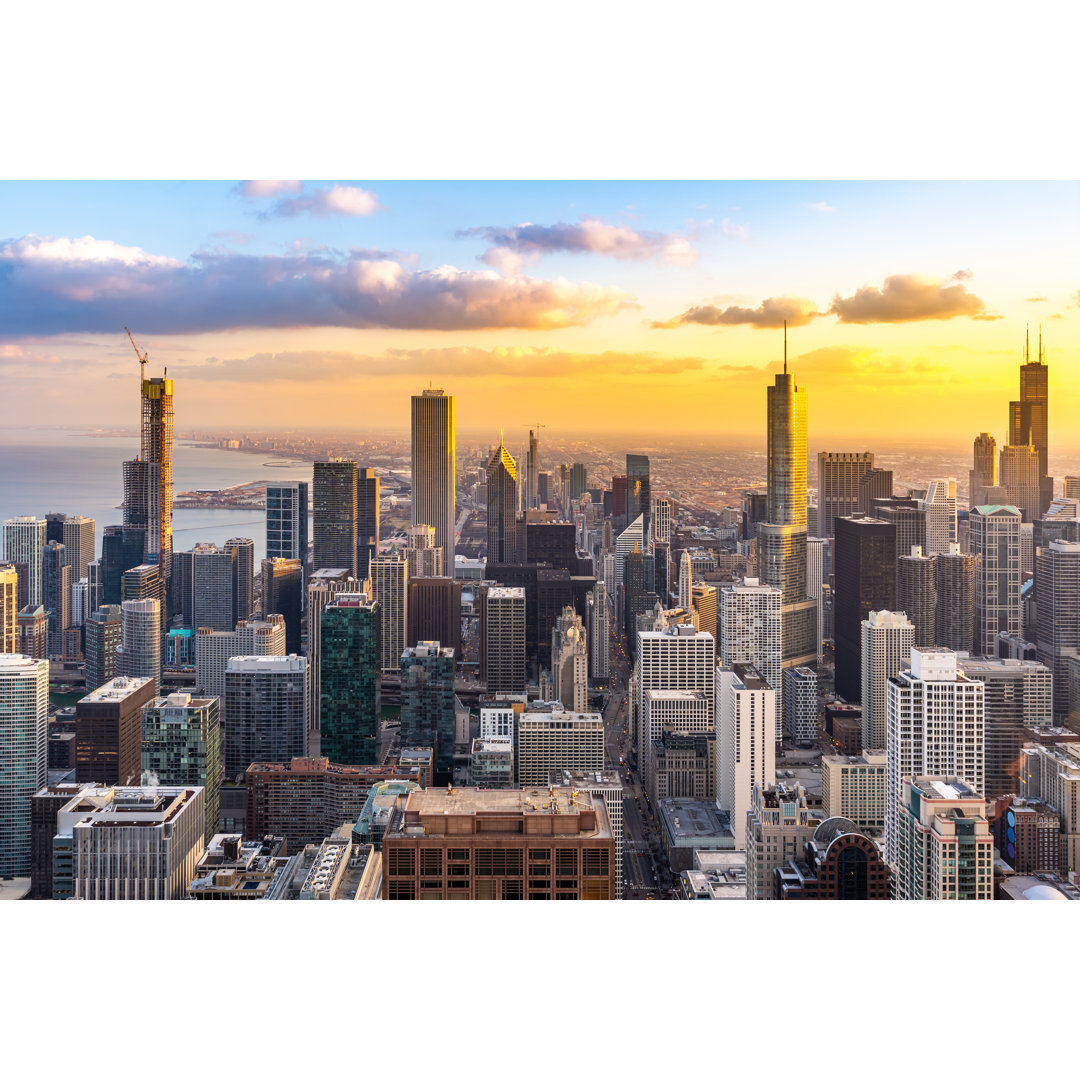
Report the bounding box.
[320,595,381,766]
[401,641,456,774]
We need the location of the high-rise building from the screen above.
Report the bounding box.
[261,557,303,653]
[305,569,359,734]
[313,459,358,576]
[774,817,891,900]
[744,782,819,900]
[885,648,984,866]
[999,443,1041,523]
[587,581,610,681]
[834,516,897,703]
[1065,477,1080,501]
[551,605,588,713]
[517,708,605,786]
[918,479,958,555]
[626,454,651,537]
[525,428,540,509]
[720,577,782,739]
[225,537,255,621]
[141,692,222,842]
[100,525,145,605]
[83,605,122,692]
[17,604,48,659]
[614,515,645,588]
[356,467,381,578]
[897,545,936,646]
[3,517,47,606]
[41,540,70,656]
[970,433,998,507]
[821,752,887,829]
[934,542,976,653]
[857,468,893,516]
[1018,742,1080,872]
[60,516,95,584]
[406,576,462,656]
[411,388,456,565]
[650,496,671,546]
[405,524,443,578]
[266,481,309,565]
[783,665,818,746]
[893,777,993,900]
[75,673,157,788]
[569,463,587,502]
[0,564,17,653]
[224,655,307,778]
[970,505,1022,656]
[401,641,456,774]
[194,615,286,700]
[482,586,526,693]
[1035,539,1080,718]
[1008,328,1052,517]
[0,653,48,877]
[370,553,408,676]
[181,542,239,631]
[870,498,927,578]
[817,451,874,539]
[320,596,381,767]
[119,598,161,694]
[678,550,693,613]
[860,610,915,751]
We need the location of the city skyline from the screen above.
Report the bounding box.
[1,181,1078,443]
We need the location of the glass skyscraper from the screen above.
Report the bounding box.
[320,595,381,766]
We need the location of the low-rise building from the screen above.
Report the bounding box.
[656,798,734,873]
[774,816,890,899]
[649,730,716,805]
[352,781,423,849]
[678,850,747,899]
[516,707,604,786]
[398,746,433,788]
[745,782,821,900]
[996,871,1080,901]
[470,736,514,788]
[187,833,293,900]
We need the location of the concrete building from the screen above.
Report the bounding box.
[641,689,712,788]
[744,782,820,900]
[479,700,521,742]
[380,786,616,900]
[817,451,875,539]
[918,479,958,555]
[657,798,734,872]
[53,785,205,900]
[717,664,777,850]
[970,505,1022,656]
[370,553,408,676]
[470,736,514,788]
[76,674,157,788]
[550,605,588,713]
[885,649,985,867]
[1018,741,1080,872]
[188,833,293,900]
[266,481,309,564]
[549,768,624,893]
[3,517,46,606]
[650,730,716,804]
[481,586,526,693]
[679,850,748,899]
[29,781,92,898]
[517,708,604,786]
[119,597,161,694]
[0,653,48,877]
[411,387,456,566]
[306,570,362,734]
[1035,539,1080,719]
[720,577,782,739]
[934,543,976,654]
[313,459,358,577]
[783,665,817,747]
[897,545,936,647]
[0,564,17,654]
[224,655,307,779]
[821,752,887,829]
[405,524,442,580]
[400,641,456,774]
[17,604,48,659]
[194,615,286,700]
[587,581,610,681]
[893,777,993,900]
[860,610,915,751]
[774,816,891,899]
[1000,443,1041,523]
[83,605,123,692]
[320,595,381,767]
[406,576,462,657]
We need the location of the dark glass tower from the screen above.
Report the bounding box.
[486,438,519,565]
[313,460,358,576]
[401,641,456,774]
[1008,328,1052,516]
[320,596,380,766]
[101,526,145,605]
[626,454,651,538]
[356,468,381,579]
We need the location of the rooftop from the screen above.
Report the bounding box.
[657,798,733,843]
[79,675,153,702]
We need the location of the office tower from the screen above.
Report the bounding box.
[885,648,984,866]
[744,782,818,900]
[1065,477,1080,501]
[100,525,145,605]
[224,655,307,778]
[178,542,238,631]
[806,536,827,660]
[405,524,443,578]
[406,576,462,656]
[481,586,526,693]
[834,516,897,703]
[774,817,892,899]
[692,583,717,640]
[537,471,554,507]
[783,665,817,746]
[741,490,768,541]
[380,785,615,900]
[320,595,381,767]
[524,427,540,509]
[356,467,380,578]
[860,610,915,750]
[897,545,936,646]
[650,496,671,546]
[517,708,605,786]
[970,505,1022,656]
[640,689,711,784]
[970,433,998,507]
[194,615,286,700]
[70,578,89,629]
[933,543,975,653]
[999,443,1041,522]
[261,557,303,653]
[857,468,893,516]
[551,606,588,712]
[1019,742,1080,871]
[623,544,647,652]
[53,785,204,900]
[60,516,95,584]
[1008,328,1052,516]
[83,605,122,692]
[821,752,887,828]
[613,514,645,589]
[411,388,456,564]
[649,731,715,805]
[45,512,66,544]
[588,581,610,681]
[610,474,627,521]
[266,480,309,564]
[893,777,993,900]
[653,540,670,604]
[306,568,359,731]
[817,451,874,539]
[957,656,1052,798]
[870,498,927,575]
[370,552,408,675]
[313,459,359,576]
[3,517,47,605]
[1035,539,1080,718]
[0,654,48,877]
[678,550,692,612]
[626,453,651,537]
[75,674,156,786]
[767,342,807,528]
[470,736,514,787]
[401,641,456,773]
[918,479,957,555]
[635,623,715,775]
[86,559,103,616]
[17,605,48,658]
[119,598,161,694]
[0,564,16,653]
[41,540,70,656]
[30,781,94,898]
[139,692,221,842]
[569,463,587,501]
[720,577,782,738]
[224,537,255,621]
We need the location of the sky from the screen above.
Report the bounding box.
[1,180,1078,447]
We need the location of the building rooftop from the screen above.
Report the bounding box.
[79,675,153,702]
[999,873,1080,901]
[486,586,525,599]
[657,798,734,844]
[911,777,980,801]
[549,768,622,788]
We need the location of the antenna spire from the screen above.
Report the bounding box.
[1039,324,1044,364]
[1025,324,1030,363]
[783,320,788,375]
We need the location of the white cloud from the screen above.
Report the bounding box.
[801,201,836,213]
[238,180,303,198]
[267,184,382,218]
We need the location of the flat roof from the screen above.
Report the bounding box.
[658,798,733,842]
[80,675,152,702]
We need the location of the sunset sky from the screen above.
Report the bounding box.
[2,180,1077,446]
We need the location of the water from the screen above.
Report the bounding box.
[0,427,313,565]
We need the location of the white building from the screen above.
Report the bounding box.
[720,577,782,739]
[782,665,817,746]
[1035,539,1080,719]
[1019,741,1080,871]
[821,752,887,829]
[516,708,604,786]
[918,478,958,555]
[806,536,827,662]
[2,517,47,606]
[861,610,915,751]
[885,648,985,866]
[970,504,1022,656]
[118,598,162,695]
[717,665,777,850]
[615,515,646,587]
[678,550,693,613]
[370,553,408,676]
[195,615,287,699]
[479,701,519,741]
[551,605,588,713]
[651,497,672,546]
[642,689,712,786]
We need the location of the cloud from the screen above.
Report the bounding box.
[209,231,254,245]
[719,218,750,241]
[264,184,381,219]
[801,201,835,213]
[459,217,697,267]
[1025,295,1048,302]
[652,295,819,330]
[828,273,996,323]
[951,268,973,280]
[0,234,634,334]
[238,180,302,198]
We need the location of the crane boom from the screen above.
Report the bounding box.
[125,326,148,382]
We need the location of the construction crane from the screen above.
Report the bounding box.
[125,326,148,382]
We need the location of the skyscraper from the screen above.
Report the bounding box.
[526,427,540,510]
[1008,327,1052,517]
[225,537,255,621]
[720,577,782,739]
[551,605,588,713]
[370,553,408,676]
[857,468,893,516]
[486,437,519,565]
[1035,539,1080,719]
[481,586,526,694]
[119,598,162,694]
[678,550,693,612]
[84,605,122,692]
[321,595,381,767]
[76,674,156,787]
[999,443,1041,523]
[918,479,957,555]
[185,542,240,631]
[405,524,442,578]
[0,654,48,877]
[356,467,380,579]
[41,540,70,656]
[266,481,309,564]
[400,641,456,774]
[587,581,610,681]
[860,610,914,751]
[0,564,17,653]
[61,516,96,584]
[817,451,874,539]
[934,543,976,653]
[411,388,456,565]
[897,545,936,646]
[969,433,997,507]
[194,615,286,700]
[100,525,144,605]
[626,454,651,538]
[313,460,358,576]
[261,557,303,653]
[3,517,47,606]
[970,505,1022,656]
[305,569,359,735]
[569,463,587,501]
[224,654,307,778]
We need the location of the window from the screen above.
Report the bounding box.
[419,848,443,877]
[387,848,415,877]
